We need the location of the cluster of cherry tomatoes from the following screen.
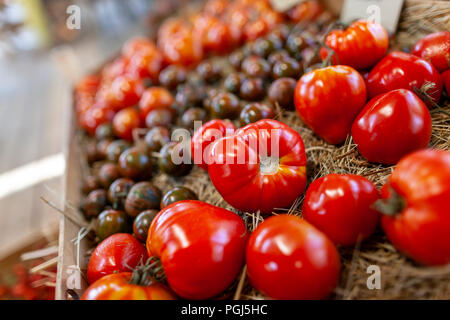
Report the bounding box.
[74,0,450,300]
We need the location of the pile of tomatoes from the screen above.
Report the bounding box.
[73,0,450,300]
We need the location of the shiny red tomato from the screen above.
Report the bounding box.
[294,65,367,145]
[127,44,165,82]
[122,37,154,59]
[191,119,236,170]
[320,20,388,70]
[246,215,340,300]
[147,200,248,299]
[377,149,450,266]
[287,0,323,23]
[81,272,177,300]
[204,0,229,16]
[138,87,174,122]
[194,14,235,54]
[208,119,307,214]
[225,3,250,45]
[411,31,450,73]
[106,75,145,111]
[352,89,432,165]
[112,107,142,141]
[367,51,443,107]
[79,104,116,136]
[160,24,203,67]
[244,18,269,41]
[442,70,450,94]
[102,57,129,82]
[87,233,148,284]
[303,174,380,246]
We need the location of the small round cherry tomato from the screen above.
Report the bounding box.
[96,209,130,241]
[191,119,236,170]
[158,65,187,90]
[124,182,161,217]
[287,0,323,23]
[160,186,198,209]
[367,51,443,107]
[133,209,158,242]
[377,149,450,266]
[352,89,432,165]
[126,42,165,82]
[181,108,208,129]
[268,77,296,110]
[108,178,134,209]
[106,140,131,162]
[158,142,193,177]
[85,189,107,218]
[145,109,175,128]
[112,107,141,141]
[98,163,121,189]
[320,20,388,70]
[144,127,171,153]
[246,215,340,300]
[79,104,116,136]
[147,200,248,299]
[139,87,174,122]
[303,174,380,246]
[239,78,265,101]
[106,76,144,111]
[209,92,241,119]
[161,27,203,67]
[295,65,367,145]
[87,234,148,284]
[410,31,450,73]
[239,102,275,126]
[118,147,152,180]
[82,272,177,300]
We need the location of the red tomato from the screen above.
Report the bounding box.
[81,272,177,300]
[320,20,389,70]
[410,31,450,73]
[303,174,380,246]
[246,215,340,300]
[442,70,450,94]
[294,65,367,145]
[112,107,142,141]
[191,119,236,170]
[79,104,116,136]
[122,37,154,59]
[287,0,323,23]
[352,89,432,165]
[87,234,148,284]
[138,87,174,122]
[208,119,307,214]
[378,149,450,266]
[127,45,165,82]
[204,0,229,16]
[194,14,235,54]
[244,18,269,41]
[225,4,250,45]
[106,75,145,111]
[75,74,100,98]
[102,57,129,82]
[367,51,443,107]
[160,25,203,67]
[147,200,248,299]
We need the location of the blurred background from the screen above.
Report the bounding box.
[0,0,188,299]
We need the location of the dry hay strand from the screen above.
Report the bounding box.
[153,99,450,299]
[396,0,450,48]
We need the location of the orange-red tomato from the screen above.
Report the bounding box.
[127,45,165,82]
[208,119,307,214]
[352,89,432,165]
[87,234,148,284]
[320,20,389,70]
[303,174,380,246]
[411,31,450,73]
[379,149,450,266]
[191,119,236,170]
[147,200,248,299]
[194,14,235,54]
[138,87,174,122]
[79,104,116,136]
[112,107,142,141]
[204,0,229,16]
[81,272,177,300]
[105,75,144,111]
[294,65,367,145]
[246,215,340,300]
[287,0,323,23]
[101,57,129,82]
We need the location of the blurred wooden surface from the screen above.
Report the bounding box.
[0,26,144,260]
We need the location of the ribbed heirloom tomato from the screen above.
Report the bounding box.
[377,149,450,266]
[191,119,236,170]
[82,273,177,300]
[208,119,307,214]
[366,51,443,106]
[411,31,450,73]
[320,20,389,70]
[87,233,148,284]
[246,215,340,300]
[146,200,248,299]
[303,174,380,246]
[352,89,432,165]
[294,65,367,145]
